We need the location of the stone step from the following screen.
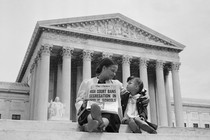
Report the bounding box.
[0,119,78,132]
[0,119,210,140]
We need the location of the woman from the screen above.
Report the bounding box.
[75,58,126,133]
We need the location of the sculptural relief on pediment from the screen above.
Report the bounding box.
[52,18,174,46]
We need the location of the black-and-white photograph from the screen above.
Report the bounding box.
[0,0,209,139]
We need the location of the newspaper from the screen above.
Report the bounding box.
[86,84,120,114]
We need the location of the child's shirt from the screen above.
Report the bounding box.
[124,94,141,119]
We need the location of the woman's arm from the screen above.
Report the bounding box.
[75,80,89,113]
[112,79,127,95]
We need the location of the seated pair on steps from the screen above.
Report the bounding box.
[82,104,157,133]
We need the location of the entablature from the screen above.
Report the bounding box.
[40,26,182,52]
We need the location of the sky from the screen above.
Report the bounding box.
[0,0,209,100]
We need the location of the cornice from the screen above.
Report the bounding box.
[40,25,182,51]
[0,81,29,94]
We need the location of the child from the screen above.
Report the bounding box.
[121,76,157,134]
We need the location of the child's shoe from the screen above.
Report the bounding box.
[128,119,141,133]
[135,117,157,134]
[146,121,158,130]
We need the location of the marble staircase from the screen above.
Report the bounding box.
[0,119,210,140]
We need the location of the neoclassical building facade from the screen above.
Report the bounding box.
[171,98,210,128]
[5,14,187,127]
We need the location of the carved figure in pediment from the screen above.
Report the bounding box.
[107,21,115,35]
[128,28,137,39]
[58,18,172,46]
[98,22,106,34]
[121,25,129,37]
[136,31,146,41]
[89,22,98,33]
[114,24,122,36]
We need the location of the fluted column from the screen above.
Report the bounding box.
[34,44,51,120]
[139,58,150,121]
[83,50,93,80]
[148,74,157,124]
[156,60,168,126]
[122,55,131,87]
[171,62,184,127]
[76,65,83,94]
[29,62,36,120]
[165,69,173,127]
[56,58,62,99]
[61,47,73,120]
[33,55,41,120]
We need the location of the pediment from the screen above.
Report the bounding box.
[38,13,185,49]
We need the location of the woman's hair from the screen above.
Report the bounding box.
[95,58,117,75]
[127,76,145,95]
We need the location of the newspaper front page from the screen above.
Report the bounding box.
[86,84,120,114]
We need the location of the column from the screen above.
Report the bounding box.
[61,46,73,120]
[83,50,93,80]
[171,62,184,127]
[76,65,83,120]
[148,74,157,124]
[122,55,131,87]
[156,60,168,126]
[76,66,83,94]
[56,58,62,99]
[139,58,150,121]
[29,62,36,120]
[34,44,51,120]
[33,55,41,120]
[165,69,173,127]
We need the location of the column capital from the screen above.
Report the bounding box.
[164,68,170,76]
[39,44,52,56]
[171,62,181,71]
[102,52,113,59]
[122,55,132,64]
[83,50,93,61]
[156,60,165,70]
[61,46,74,58]
[139,57,149,68]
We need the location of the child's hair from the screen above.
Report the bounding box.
[127,76,146,95]
[95,58,117,75]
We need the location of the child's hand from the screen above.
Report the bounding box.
[140,116,145,121]
[82,100,88,108]
[121,89,129,95]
